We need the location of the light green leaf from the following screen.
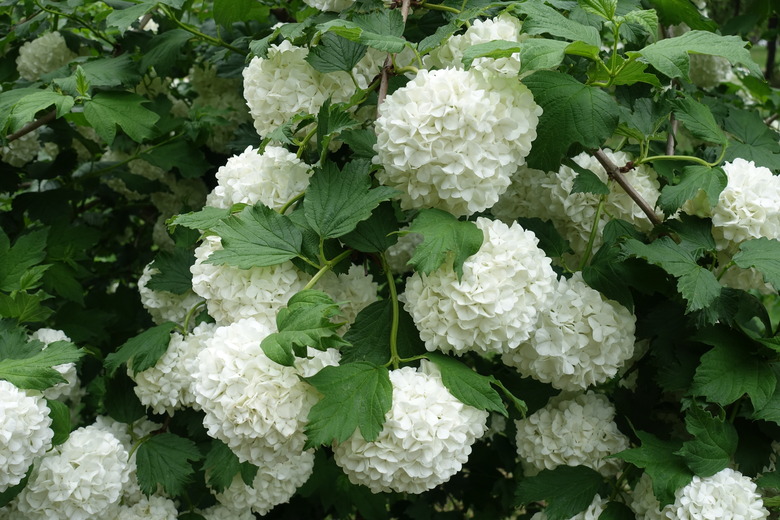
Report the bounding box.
[106,1,155,34]
[513,2,601,47]
[658,165,727,216]
[8,91,74,132]
[732,238,780,291]
[305,362,393,447]
[566,159,610,195]
[47,399,71,446]
[83,92,159,144]
[214,0,254,26]
[612,431,694,506]
[670,96,727,145]
[148,248,195,295]
[136,433,202,496]
[56,55,141,93]
[725,109,780,171]
[140,30,193,74]
[516,466,604,520]
[317,11,407,53]
[427,352,509,416]
[634,30,761,80]
[523,70,621,172]
[104,322,177,376]
[0,341,84,391]
[407,208,483,280]
[304,161,397,239]
[622,9,659,38]
[170,207,233,231]
[461,40,521,70]
[578,0,618,20]
[205,204,303,269]
[306,33,367,73]
[519,39,569,74]
[0,228,48,292]
[675,405,737,477]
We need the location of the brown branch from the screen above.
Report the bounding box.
[6,110,56,143]
[766,14,777,81]
[376,0,411,114]
[765,113,779,125]
[592,148,663,227]
[138,12,154,30]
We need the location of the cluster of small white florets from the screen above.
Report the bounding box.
[198,503,255,520]
[316,264,379,328]
[137,262,205,326]
[515,392,629,477]
[531,494,608,520]
[374,68,542,216]
[193,318,340,465]
[425,13,524,76]
[1,130,41,167]
[205,145,312,210]
[16,424,131,520]
[302,0,355,12]
[385,229,423,274]
[502,273,636,391]
[30,328,81,402]
[404,217,556,355]
[0,380,53,493]
[664,468,768,520]
[190,235,310,325]
[333,362,488,493]
[16,31,77,81]
[629,473,666,520]
[117,495,179,520]
[130,322,217,414]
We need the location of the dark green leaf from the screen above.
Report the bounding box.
[427,352,508,416]
[732,238,780,291]
[83,92,160,144]
[140,30,193,73]
[306,33,367,73]
[105,372,146,423]
[516,466,604,520]
[514,217,572,259]
[724,109,780,170]
[567,161,610,195]
[56,55,141,92]
[47,399,71,446]
[136,433,202,496]
[8,91,75,132]
[663,215,716,259]
[148,248,196,295]
[341,202,400,253]
[0,465,30,508]
[0,291,53,323]
[339,129,378,159]
[204,439,242,494]
[513,2,601,47]
[675,405,737,477]
[407,208,483,280]
[658,165,727,216]
[342,299,426,365]
[649,0,717,31]
[0,341,84,391]
[757,472,780,489]
[106,1,155,34]
[670,96,727,145]
[104,322,177,376]
[305,362,392,447]
[141,140,209,179]
[318,13,407,53]
[583,243,635,311]
[0,228,48,292]
[214,0,254,26]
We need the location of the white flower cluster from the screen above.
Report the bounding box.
[16,31,76,81]
[316,264,379,327]
[404,217,556,355]
[374,68,542,216]
[193,318,340,466]
[385,230,423,274]
[30,328,81,402]
[130,322,216,415]
[204,145,312,210]
[190,235,310,325]
[629,473,665,520]
[1,130,40,167]
[117,495,179,520]
[198,503,255,520]
[302,0,355,12]
[16,425,131,520]
[0,380,53,492]
[531,494,608,520]
[663,468,768,520]
[333,362,488,493]
[515,392,629,477]
[502,273,636,391]
[425,13,524,76]
[137,262,204,326]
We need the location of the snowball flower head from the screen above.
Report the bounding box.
[205,145,311,210]
[404,217,556,355]
[130,321,217,414]
[374,68,542,216]
[664,468,768,520]
[630,473,666,520]
[385,229,423,274]
[502,273,636,391]
[198,503,255,520]
[30,328,80,402]
[425,13,524,76]
[531,494,608,520]
[17,425,131,520]
[1,130,40,167]
[138,262,204,326]
[194,318,340,465]
[117,495,178,520]
[190,235,310,326]
[316,264,379,327]
[491,165,555,223]
[16,32,76,80]
[515,392,629,477]
[302,0,354,12]
[0,380,53,492]
[333,361,488,493]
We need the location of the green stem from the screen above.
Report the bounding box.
[396,354,429,364]
[420,2,461,13]
[279,191,304,214]
[182,300,205,334]
[579,193,608,270]
[638,154,713,167]
[716,260,736,281]
[394,65,419,75]
[160,5,245,55]
[296,125,318,158]
[381,253,401,369]
[127,434,151,460]
[36,1,114,46]
[302,250,352,290]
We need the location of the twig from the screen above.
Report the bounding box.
[138,12,154,30]
[765,113,779,126]
[6,110,56,142]
[376,0,411,113]
[592,148,662,227]
[666,113,678,156]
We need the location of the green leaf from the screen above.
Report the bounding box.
[206,204,303,269]
[148,248,195,295]
[407,208,483,280]
[204,440,242,494]
[427,352,508,416]
[139,30,193,74]
[663,215,716,260]
[316,99,360,155]
[598,501,636,520]
[0,340,84,391]
[105,372,146,423]
[649,0,717,31]
[0,291,53,324]
[0,465,30,508]
[306,33,367,73]
[757,472,780,490]
[339,129,378,159]
[513,2,601,47]
[342,299,426,365]
[516,466,604,520]
[658,165,727,216]
[56,55,141,93]
[304,161,397,239]
[47,399,71,446]
[621,9,659,38]
[612,431,693,505]
[519,38,569,74]
[260,290,349,367]
[461,40,521,70]
[83,92,160,145]
[724,109,780,170]
[41,264,84,305]
[634,30,761,80]
[578,0,617,20]
[214,0,254,26]
[170,206,233,231]
[753,382,780,426]
[305,362,392,448]
[8,91,74,132]
[514,217,573,259]
[341,202,400,253]
[318,12,408,53]
[675,405,737,477]
[670,96,727,145]
[523,70,620,172]
[691,327,777,410]
[136,433,202,496]
[106,1,155,34]
[104,322,177,376]
[732,238,780,291]
[583,243,635,311]
[353,9,405,38]
[568,162,610,195]
[621,237,721,312]
[141,140,209,179]
[0,228,48,292]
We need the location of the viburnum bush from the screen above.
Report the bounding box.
[2,0,780,518]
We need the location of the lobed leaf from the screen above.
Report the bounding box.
[406,208,483,280]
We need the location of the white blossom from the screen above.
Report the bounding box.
[385,230,423,274]
[374,68,542,216]
[30,328,80,402]
[0,380,53,492]
[531,494,608,520]
[630,473,666,520]
[117,495,178,520]
[515,392,629,477]
[316,264,379,328]
[664,468,768,520]
[333,362,488,493]
[198,503,255,520]
[16,32,76,81]
[137,262,204,326]
[491,165,555,224]
[502,273,636,391]
[302,0,355,12]
[1,130,40,167]
[404,217,556,355]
